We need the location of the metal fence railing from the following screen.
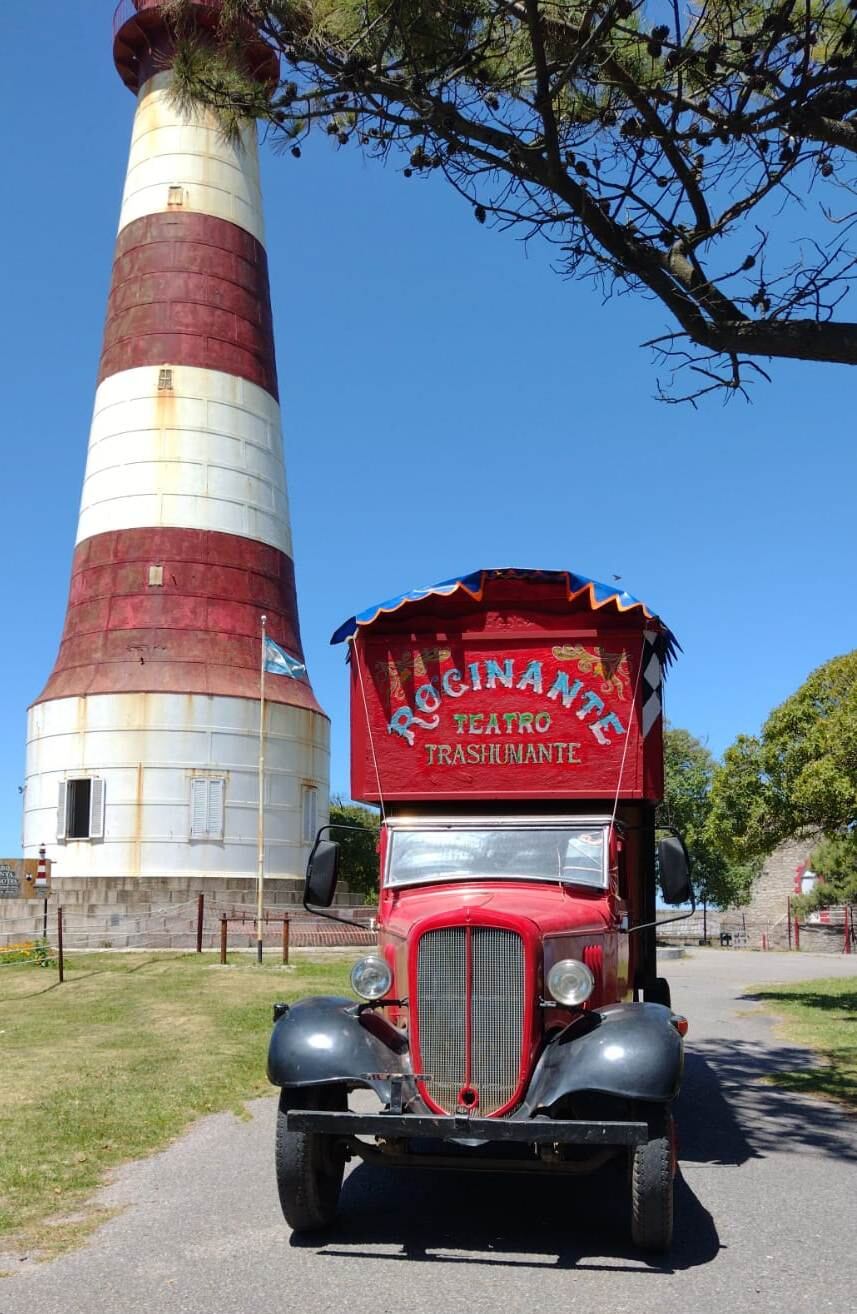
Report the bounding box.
[3,895,853,959]
[656,902,856,954]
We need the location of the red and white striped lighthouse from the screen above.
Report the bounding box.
[24,1,329,886]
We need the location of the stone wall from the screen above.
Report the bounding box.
[719,835,818,949]
[0,875,370,950]
[797,922,852,955]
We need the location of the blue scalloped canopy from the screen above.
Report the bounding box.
[331,568,678,665]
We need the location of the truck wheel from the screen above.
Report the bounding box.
[644,977,671,1008]
[275,1085,346,1233]
[630,1106,675,1253]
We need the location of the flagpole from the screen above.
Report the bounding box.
[256,614,267,964]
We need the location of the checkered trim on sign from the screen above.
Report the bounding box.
[641,630,663,738]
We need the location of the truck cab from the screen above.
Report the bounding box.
[267,568,690,1250]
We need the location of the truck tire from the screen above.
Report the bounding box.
[644,977,671,1008]
[275,1085,347,1233]
[630,1105,675,1252]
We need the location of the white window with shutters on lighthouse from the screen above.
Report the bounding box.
[56,777,105,842]
[302,784,318,845]
[190,777,226,840]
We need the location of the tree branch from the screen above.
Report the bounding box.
[168,0,857,401]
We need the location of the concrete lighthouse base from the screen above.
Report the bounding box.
[24,691,329,882]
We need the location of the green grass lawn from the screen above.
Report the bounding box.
[0,951,355,1258]
[753,976,857,1110]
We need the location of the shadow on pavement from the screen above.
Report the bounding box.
[680,1040,857,1165]
[290,1028,857,1268]
[292,1157,719,1273]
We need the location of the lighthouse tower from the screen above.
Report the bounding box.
[23,1,329,889]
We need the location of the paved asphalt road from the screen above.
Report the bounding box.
[3,949,856,1314]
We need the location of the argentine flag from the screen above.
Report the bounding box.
[264,636,308,681]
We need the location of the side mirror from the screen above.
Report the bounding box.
[305,840,340,908]
[657,836,692,906]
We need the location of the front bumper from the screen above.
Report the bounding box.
[286,1110,648,1146]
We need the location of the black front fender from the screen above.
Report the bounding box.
[267,996,411,1104]
[522,1003,684,1113]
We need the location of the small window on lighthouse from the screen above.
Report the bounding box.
[57,778,105,841]
[302,785,318,844]
[190,777,226,840]
[167,185,184,207]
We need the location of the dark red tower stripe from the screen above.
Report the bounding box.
[98,212,279,398]
[34,528,324,714]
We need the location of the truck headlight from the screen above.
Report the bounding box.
[350,955,393,1001]
[547,958,595,1007]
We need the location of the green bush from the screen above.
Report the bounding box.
[0,938,56,968]
[329,798,381,904]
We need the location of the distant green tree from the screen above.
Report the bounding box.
[791,831,857,918]
[709,651,857,861]
[658,726,758,907]
[329,797,381,904]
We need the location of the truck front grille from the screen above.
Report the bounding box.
[416,926,525,1116]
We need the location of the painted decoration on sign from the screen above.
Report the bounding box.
[374,648,452,700]
[551,645,630,700]
[351,632,662,802]
[386,649,630,753]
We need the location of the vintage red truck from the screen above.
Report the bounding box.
[267,567,692,1250]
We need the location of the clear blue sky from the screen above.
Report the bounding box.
[1,3,855,852]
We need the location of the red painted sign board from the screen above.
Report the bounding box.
[349,613,665,803]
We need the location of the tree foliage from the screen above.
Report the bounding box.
[658,725,758,906]
[171,0,857,401]
[709,649,857,861]
[329,796,381,902]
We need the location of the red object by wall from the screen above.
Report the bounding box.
[348,582,666,803]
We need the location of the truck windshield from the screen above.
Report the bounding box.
[386,826,607,890]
